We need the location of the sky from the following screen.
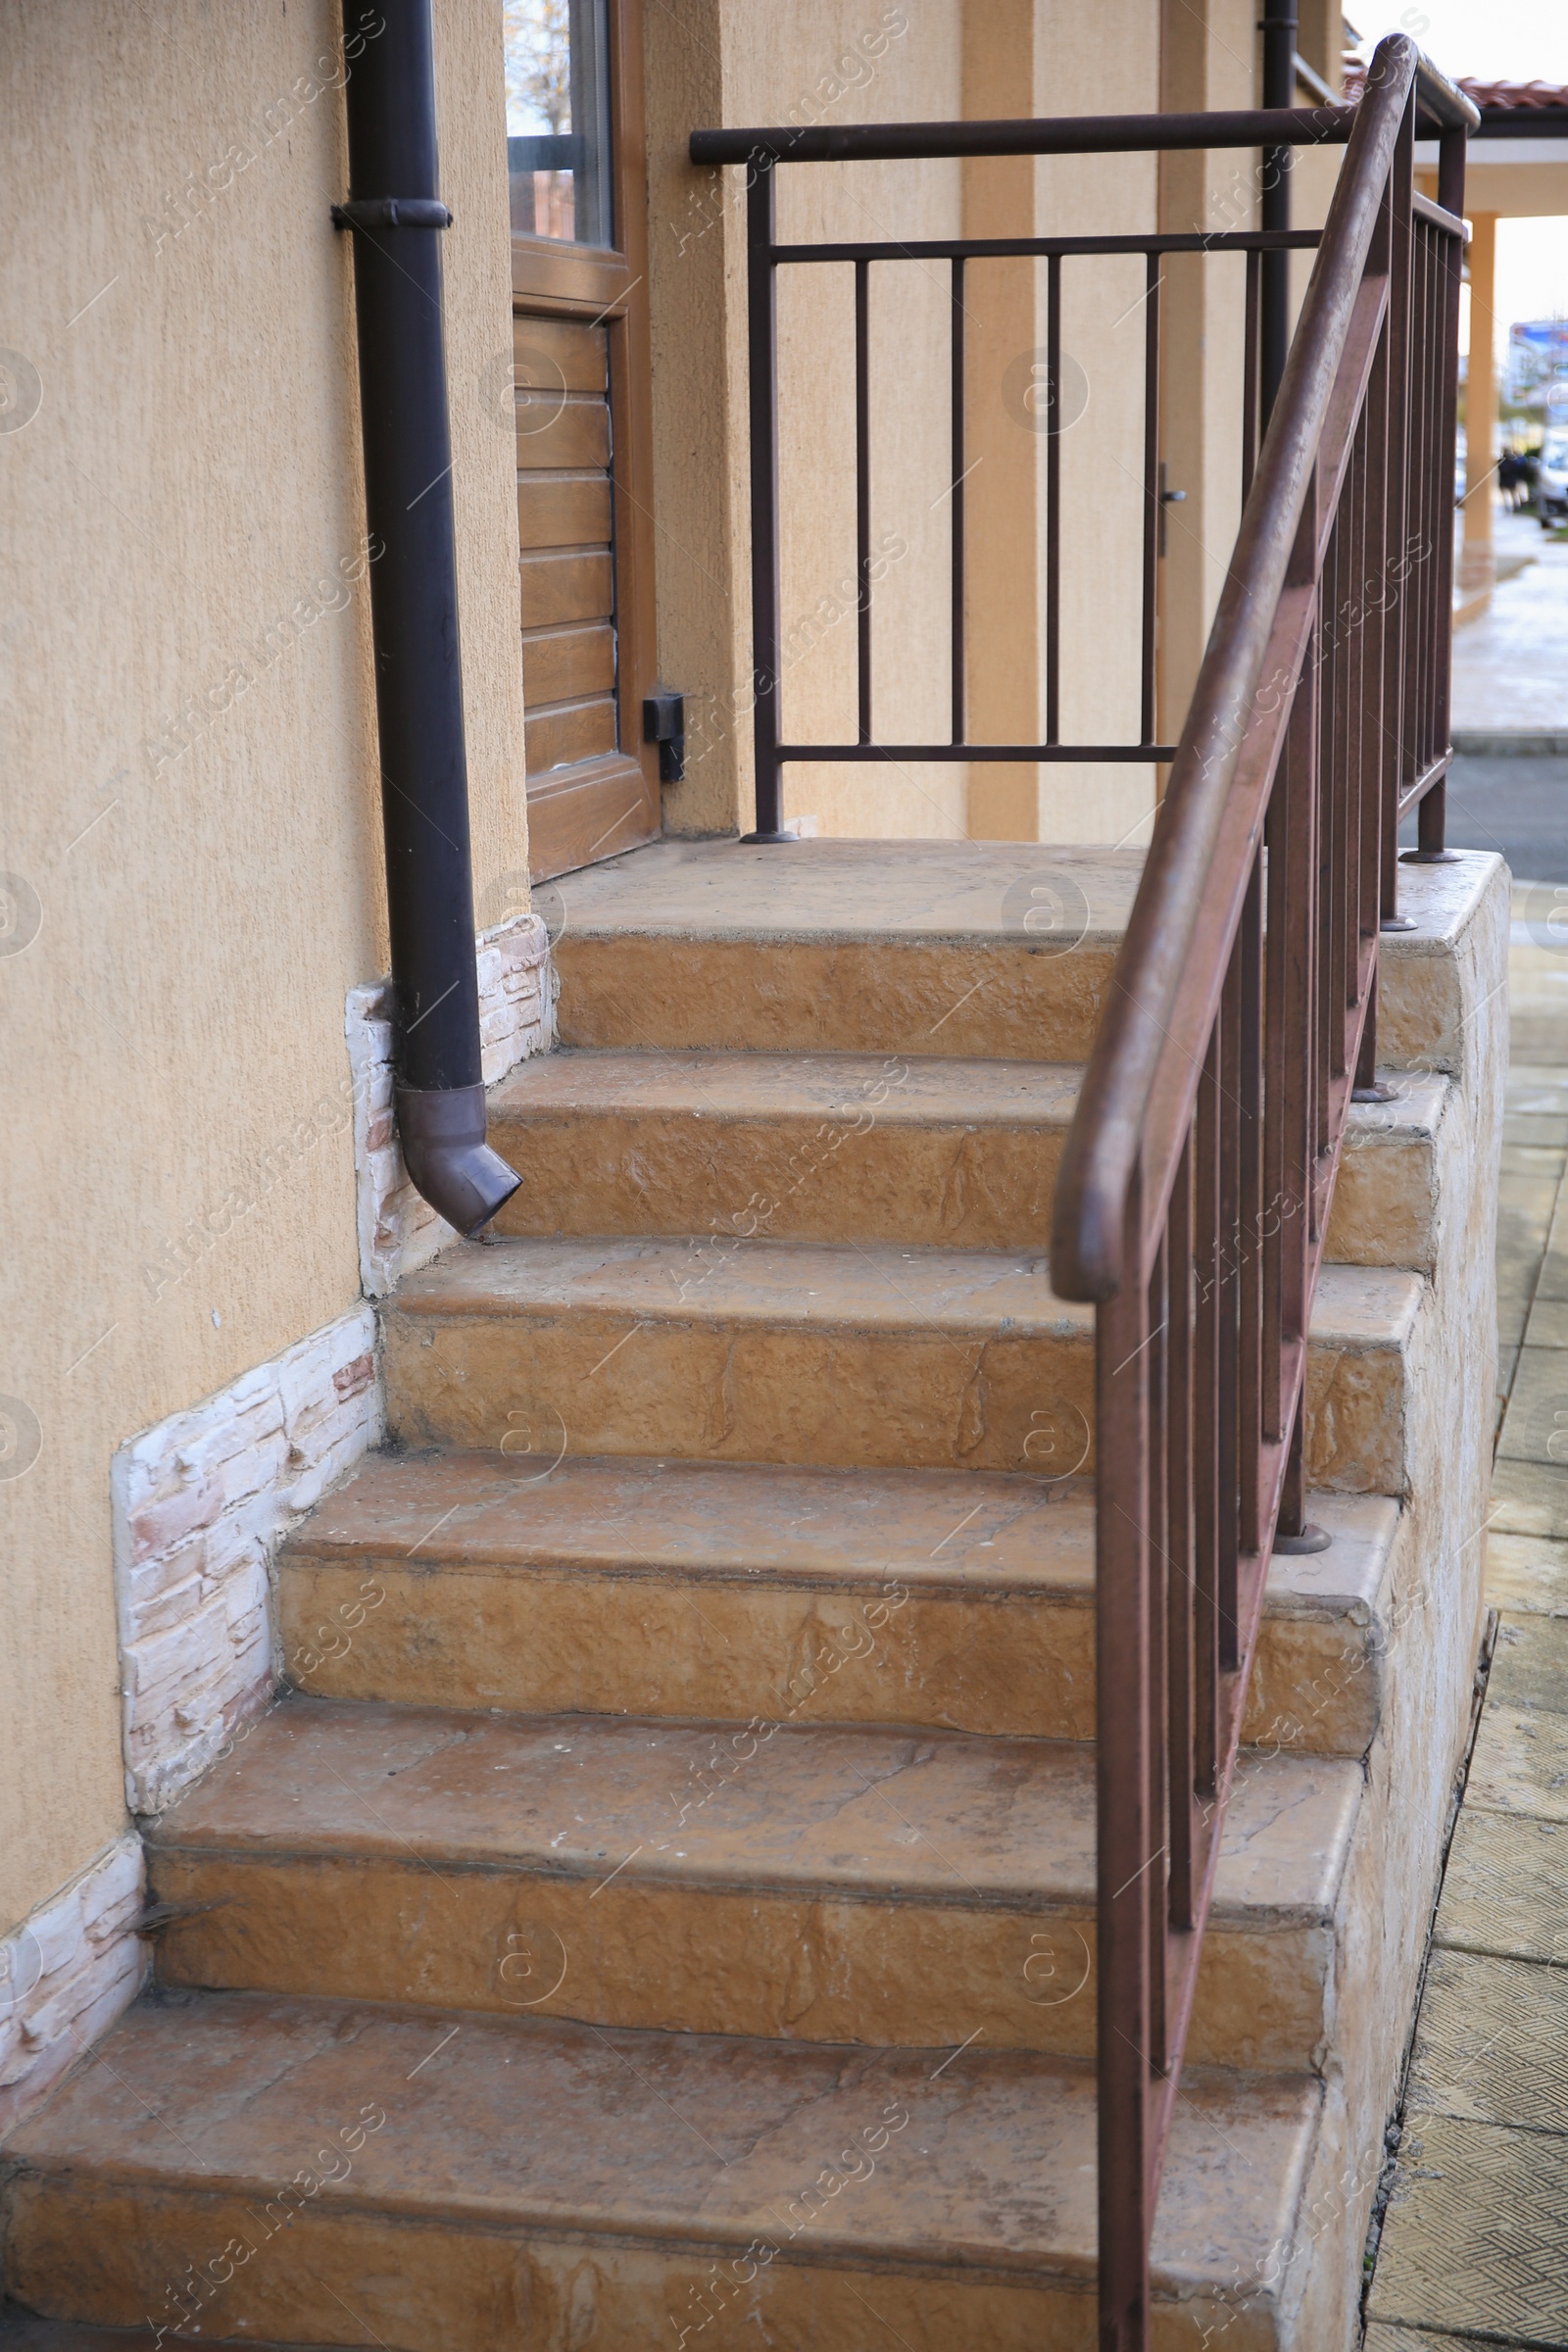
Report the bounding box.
[1349,2,1568,334]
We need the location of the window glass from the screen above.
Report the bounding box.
[505,0,612,248]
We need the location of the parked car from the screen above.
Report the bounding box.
[1541,429,1568,526]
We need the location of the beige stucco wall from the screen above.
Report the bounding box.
[0,0,525,1931]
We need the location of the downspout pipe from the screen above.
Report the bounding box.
[334,0,520,1236]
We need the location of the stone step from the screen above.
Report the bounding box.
[146,1693,1360,2072]
[487,1046,1453,1268]
[0,2323,298,2352]
[381,1235,1426,1491]
[2,1988,1324,2350]
[546,837,1496,1083]
[549,839,1135,1063]
[279,1450,1399,1756]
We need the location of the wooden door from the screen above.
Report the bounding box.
[507,0,660,881]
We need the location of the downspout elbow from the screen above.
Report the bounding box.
[396,1082,521,1238]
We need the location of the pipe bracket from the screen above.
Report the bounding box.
[331,197,454,230]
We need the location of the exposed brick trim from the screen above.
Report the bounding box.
[345,909,554,1298]
[0,1836,146,2136]
[111,1306,381,1817]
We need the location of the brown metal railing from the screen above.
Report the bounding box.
[1049,35,1474,2346]
[693,32,1474,2343]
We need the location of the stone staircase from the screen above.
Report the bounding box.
[0,843,1504,2349]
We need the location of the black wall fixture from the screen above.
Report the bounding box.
[335,0,520,1235]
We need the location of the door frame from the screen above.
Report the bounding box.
[512,0,660,880]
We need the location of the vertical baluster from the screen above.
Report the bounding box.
[1380,110,1414,924]
[1242,247,1261,506]
[855,257,872,747]
[745,157,785,840]
[1167,1132,1196,1932]
[1097,1178,1152,2345]
[1218,943,1242,1670]
[1411,226,1434,780]
[1356,204,1396,1089]
[1343,449,1360,1029]
[1194,1017,1222,1793]
[1263,753,1288,1441]
[1047,252,1062,746]
[1147,1236,1168,2078]
[1343,431,1365,1027]
[1393,100,1423,890]
[951,256,966,747]
[1282,624,1316,1363]
[1323,480,1347,1087]
[1239,853,1264,1559]
[1314,543,1334,1172]
[1141,253,1161,748]
[1422,129,1467,858]
[1277,631,1318,1539]
[1414,220,1450,856]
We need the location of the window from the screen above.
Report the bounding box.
[505,0,613,248]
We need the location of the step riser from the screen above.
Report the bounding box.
[488,1092,1439,1267]
[555,935,1119,1064]
[383,1305,1411,1491]
[383,1309,1098,1477]
[2,2180,1277,2352]
[278,1554,1381,1755]
[489,1102,1063,1251]
[146,1846,1334,2073]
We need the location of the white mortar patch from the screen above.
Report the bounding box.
[0,1835,146,2136]
[111,1305,381,1817]
[345,910,553,1297]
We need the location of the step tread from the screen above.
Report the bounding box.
[5,1988,1320,2292]
[388,1234,1422,1342]
[489,1048,1083,1125]
[548,838,1141,944]
[492,1047,1450,1144]
[391,1234,1085,1334]
[148,1695,1360,1927]
[546,835,1495,955]
[284,1447,1398,1620]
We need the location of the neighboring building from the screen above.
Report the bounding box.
[0,6,1504,2346]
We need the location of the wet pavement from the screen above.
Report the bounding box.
[1367,504,1568,2348]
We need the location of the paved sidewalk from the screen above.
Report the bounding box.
[1365,900,1568,2347]
[1451,514,1568,737]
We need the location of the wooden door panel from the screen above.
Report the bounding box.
[513,314,610,391]
[517,474,613,550]
[517,398,611,471]
[520,549,613,632]
[525,695,618,774]
[522,621,616,707]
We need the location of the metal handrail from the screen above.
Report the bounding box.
[1042,33,1469,2345]
[1051,40,1417,1304]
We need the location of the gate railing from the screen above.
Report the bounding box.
[693,32,1474,2344]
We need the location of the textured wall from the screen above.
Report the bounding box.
[0,0,524,1930]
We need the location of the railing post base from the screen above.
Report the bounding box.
[1274,1523,1333,1553]
[739,828,799,845]
[1400,847,1460,864]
